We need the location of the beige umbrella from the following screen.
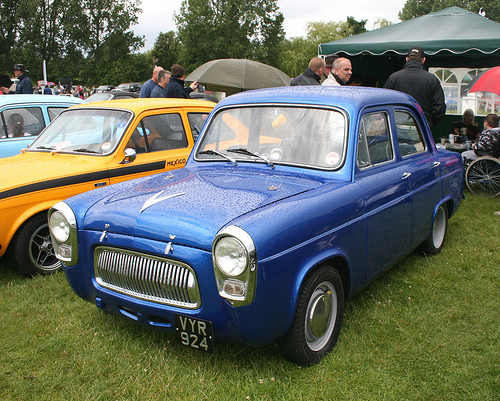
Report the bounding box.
[186,59,290,95]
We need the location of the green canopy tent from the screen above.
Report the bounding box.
[319,7,500,83]
[318,6,500,138]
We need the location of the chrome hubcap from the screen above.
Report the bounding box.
[305,281,337,351]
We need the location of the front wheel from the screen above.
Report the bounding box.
[278,265,344,366]
[420,204,448,255]
[9,213,61,277]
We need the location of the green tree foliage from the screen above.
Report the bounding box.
[151,31,182,71]
[399,0,500,22]
[0,0,144,86]
[278,17,368,78]
[174,0,285,72]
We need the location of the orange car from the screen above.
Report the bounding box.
[0,98,214,276]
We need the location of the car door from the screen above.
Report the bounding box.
[108,108,212,185]
[392,109,442,245]
[355,111,413,279]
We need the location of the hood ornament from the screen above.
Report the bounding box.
[165,235,176,255]
[140,191,185,213]
[99,224,110,242]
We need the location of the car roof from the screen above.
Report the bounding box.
[215,86,418,112]
[0,94,85,106]
[69,97,216,112]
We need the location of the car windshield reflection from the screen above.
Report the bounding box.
[196,106,347,169]
[28,109,133,155]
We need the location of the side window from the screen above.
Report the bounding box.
[187,112,210,141]
[357,112,393,168]
[395,111,426,157]
[2,107,45,138]
[48,107,69,121]
[126,113,188,153]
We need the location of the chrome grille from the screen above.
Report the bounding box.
[94,247,200,309]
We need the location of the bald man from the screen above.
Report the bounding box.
[291,57,326,86]
[140,66,164,98]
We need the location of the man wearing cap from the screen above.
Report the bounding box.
[384,47,445,127]
[13,64,33,94]
[320,54,337,84]
[322,57,352,86]
[290,57,325,86]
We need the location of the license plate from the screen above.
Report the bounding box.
[175,314,214,353]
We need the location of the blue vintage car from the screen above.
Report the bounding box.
[49,87,464,365]
[0,94,84,158]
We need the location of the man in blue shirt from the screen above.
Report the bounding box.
[139,66,163,98]
[150,70,171,98]
[13,64,33,94]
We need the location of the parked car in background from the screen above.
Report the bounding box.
[113,83,142,93]
[0,98,214,277]
[96,85,115,92]
[0,95,84,158]
[86,91,139,102]
[50,87,464,365]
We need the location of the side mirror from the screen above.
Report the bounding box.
[119,148,137,164]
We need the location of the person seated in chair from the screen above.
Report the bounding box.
[452,109,481,142]
[462,114,500,162]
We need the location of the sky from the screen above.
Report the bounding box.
[133,0,408,51]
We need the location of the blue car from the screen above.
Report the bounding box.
[0,94,84,158]
[49,87,464,365]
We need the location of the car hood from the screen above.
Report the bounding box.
[80,166,324,251]
[0,152,108,198]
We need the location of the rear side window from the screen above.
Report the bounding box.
[395,111,426,157]
[0,107,45,138]
[48,107,69,121]
[357,112,393,168]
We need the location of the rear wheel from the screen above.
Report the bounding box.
[9,213,61,277]
[278,264,344,366]
[420,204,448,255]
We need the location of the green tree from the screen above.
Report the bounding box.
[174,0,285,71]
[399,0,500,22]
[151,31,182,71]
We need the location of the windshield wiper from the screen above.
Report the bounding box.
[198,149,237,165]
[34,145,56,150]
[227,147,274,168]
[72,148,100,154]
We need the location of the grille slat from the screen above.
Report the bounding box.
[94,247,200,309]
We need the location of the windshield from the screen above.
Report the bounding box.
[28,108,132,155]
[196,105,347,169]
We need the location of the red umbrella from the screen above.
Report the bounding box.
[468,66,500,96]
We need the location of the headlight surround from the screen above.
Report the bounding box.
[48,202,78,266]
[213,226,257,307]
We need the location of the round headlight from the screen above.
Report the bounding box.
[49,211,71,242]
[214,236,248,277]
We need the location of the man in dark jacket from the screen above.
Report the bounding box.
[290,57,325,86]
[384,47,445,127]
[13,64,33,94]
[166,64,198,98]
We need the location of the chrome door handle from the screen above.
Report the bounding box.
[402,172,412,179]
[432,161,441,168]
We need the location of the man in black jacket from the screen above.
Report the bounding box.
[384,47,445,127]
[166,64,198,98]
[290,57,325,86]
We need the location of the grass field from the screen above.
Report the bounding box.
[1,194,499,400]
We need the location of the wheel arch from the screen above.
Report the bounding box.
[2,200,59,255]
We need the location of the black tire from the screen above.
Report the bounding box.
[278,264,344,366]
[465,156,500,197]
[420,204,448,255]
[9,213,61,277]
